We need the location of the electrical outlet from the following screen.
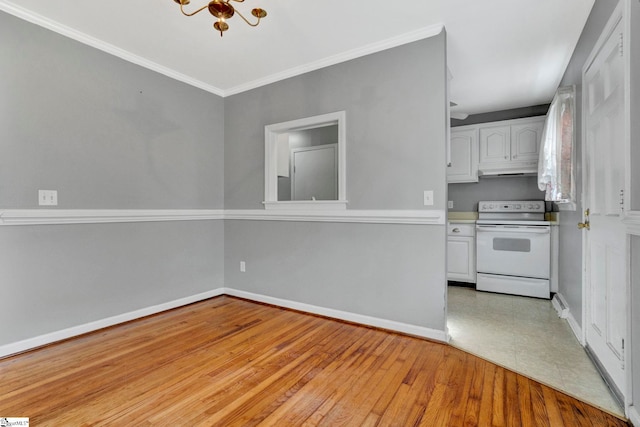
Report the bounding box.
[38,190,58,206]
[448,200,454,209]
[423,190,434,206]
[240,261,246,273]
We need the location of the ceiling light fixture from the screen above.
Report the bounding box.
[173,0,267,37]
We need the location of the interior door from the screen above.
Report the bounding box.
[291,144,338,201]
[583,18,627,395]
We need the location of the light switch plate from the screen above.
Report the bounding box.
[38,190,58,206]
[423,190,434,206]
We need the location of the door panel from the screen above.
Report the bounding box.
[511,121,543,162]
[583,18,626,394]
[479,125,510,163]
[291,144,337,201]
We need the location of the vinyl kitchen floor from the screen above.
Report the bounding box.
[447,285,624,417]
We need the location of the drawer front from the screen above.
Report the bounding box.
[448,223,475,237]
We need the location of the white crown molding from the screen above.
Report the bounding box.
[0,209,224,226]
[225,209,446,225]
[224,288,448,342]
[0,2,443,98]
[0,288,224,359]
[0,1,225,97]
[223,24,445,96]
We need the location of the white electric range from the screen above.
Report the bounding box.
[475,200,551,299]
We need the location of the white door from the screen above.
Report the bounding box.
[583,17,627,395]
[291,144,338,201]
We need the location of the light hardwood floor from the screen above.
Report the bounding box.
[0,296,630,426]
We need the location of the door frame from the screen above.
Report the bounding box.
[580,0,632,410]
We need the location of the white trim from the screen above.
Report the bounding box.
[224,288,449,342]
[551,294,568,318]
[264,111,347,207]
[263,201,348,211]
[0,209,224,226]
[0,288,225,359]
[554,292,585,345]
[0,2,443,98]
[629,405,640,427]
[0,1,225,97]
[0,209,446,226]
[566,309,585,346]
[225,209,446,225]
[224,25,445,96]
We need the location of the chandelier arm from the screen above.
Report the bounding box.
[179,2,210,17]
[228,0,246,3]
[234,9,261,27]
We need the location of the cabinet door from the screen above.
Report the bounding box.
[479,125,510,164]
[447,236,476,282]
[448,129,478,183]
[511,120,544,162]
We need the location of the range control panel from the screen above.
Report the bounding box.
[478,200,545,213]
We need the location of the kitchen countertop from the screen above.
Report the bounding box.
[447,212,478,223]
[448,211,560,225]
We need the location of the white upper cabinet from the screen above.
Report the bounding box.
[448,128,479,183]
[511,120,545,162]
[479,125,510,164]
[478,116,545,175]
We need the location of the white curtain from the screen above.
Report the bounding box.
[538,86,576,206]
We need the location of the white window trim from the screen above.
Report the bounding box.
[264,111,347,210]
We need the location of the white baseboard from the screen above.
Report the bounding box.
[566,309,584,346]
[1,287,448,359]
[0,288,225,358]
[552,294,569,318]
[553,292,584,345]
[629,405,640,427]
[224,287,449,343]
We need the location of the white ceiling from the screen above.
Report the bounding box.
[1,0,595,116]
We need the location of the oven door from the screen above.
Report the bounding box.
[476,224,550,279]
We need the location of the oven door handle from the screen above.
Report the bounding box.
[476,225,550,234]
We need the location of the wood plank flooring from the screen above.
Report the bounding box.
[0,296,629,426]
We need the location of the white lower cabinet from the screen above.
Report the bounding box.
[447,223,476,283]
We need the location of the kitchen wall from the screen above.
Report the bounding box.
[224,33,448,332]
[633,235,640,419]
[0,11,225,347]
[555,0,619,329]
[448,105,548,213]
[448,176,545,212]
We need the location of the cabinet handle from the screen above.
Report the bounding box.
[504,156,508,159]
[513,154,517,159]
[452,228,460,233]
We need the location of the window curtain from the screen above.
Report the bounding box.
[538,86,576,206]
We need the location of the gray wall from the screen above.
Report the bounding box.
[555,0,619,327]
[224,33,448,331]
[631,0,640,212]
[0,221,224,344]
[633,236,640,413]
[451,104,549,128]
[225,221,445,328]
[449,176,545,212]
[0,12,225,345]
